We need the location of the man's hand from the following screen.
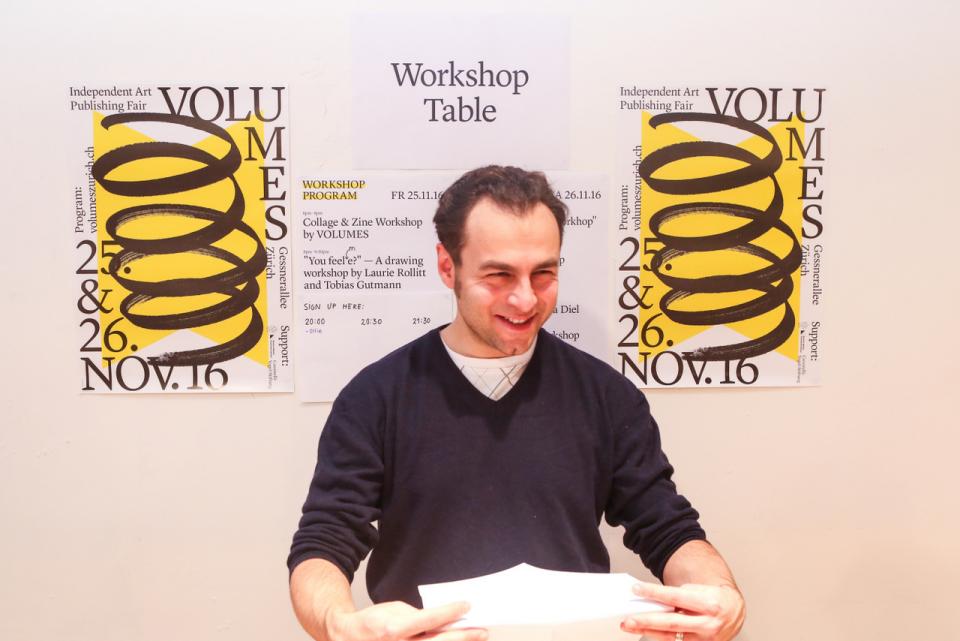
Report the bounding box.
[326,600,488,641]
[621,582,745,641]
[290,559,486,641]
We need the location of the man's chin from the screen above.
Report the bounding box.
[494,332,538,356]
[459,315,542,357]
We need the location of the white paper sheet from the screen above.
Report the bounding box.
[419,564,672,641]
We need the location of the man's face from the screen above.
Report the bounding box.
[438,198,561,358]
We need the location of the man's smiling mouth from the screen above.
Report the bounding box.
[498,315,534,327]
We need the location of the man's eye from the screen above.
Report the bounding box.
[531,271,556,286]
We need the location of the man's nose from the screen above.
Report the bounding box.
[507,277,537,312]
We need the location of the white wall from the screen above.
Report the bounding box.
[1,1,957,640]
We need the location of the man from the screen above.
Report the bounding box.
[289,166,745,641]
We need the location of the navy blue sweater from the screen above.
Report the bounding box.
[288,328,705,606]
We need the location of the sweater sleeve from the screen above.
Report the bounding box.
[602,381,706,580]
[287,382,385,581]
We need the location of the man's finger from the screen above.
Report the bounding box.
[623,630,690,641]
[632,582,720,615]
[625,611,712,634]
[392,601,471,637]
[621,618,693,641]
[421,628,488,641]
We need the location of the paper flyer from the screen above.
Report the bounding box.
[616,85,826,387]
[69,84,293,392]
[419,563,671,641]
[294,172,611,401]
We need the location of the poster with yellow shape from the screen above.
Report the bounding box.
[616,86,825,387]
[71,85,293,393]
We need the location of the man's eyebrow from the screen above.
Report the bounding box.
[478,259,559,272]
[478,261,514,272]
[534,259,560,270]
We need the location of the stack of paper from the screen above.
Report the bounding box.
[418,563,672,641]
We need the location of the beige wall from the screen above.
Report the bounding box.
[1,1,957,640]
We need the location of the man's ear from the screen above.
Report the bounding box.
[436,242,456,290]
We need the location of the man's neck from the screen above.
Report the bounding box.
[440,319,501,358]
[440,331,537,401]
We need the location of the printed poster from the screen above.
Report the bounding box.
[616,85,826,387]
[69,84,293,392]
[351,12,570,169]
[294,171,610,401]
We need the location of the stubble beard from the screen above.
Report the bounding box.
[453,274,532,357]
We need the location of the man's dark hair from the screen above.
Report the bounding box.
[433,165,567,264]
